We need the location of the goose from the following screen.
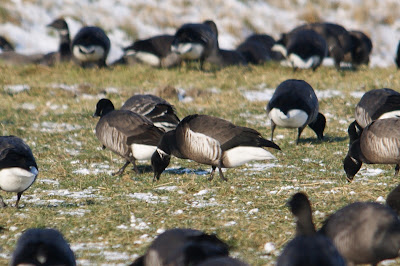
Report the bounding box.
[348,88,400,145]
[344,118,400,182]
[386,183,400,215]
[10,228,76,266]
[129,228,229,266]
[236,33,283,64]
[71,26,110,68]
[39,18,72,66]
[344,30,373,67]
[266,79,326,144]
[0,36,14,52]
[319,201,400,265]
[122,35,181,68]
[120,94,180,132]
[0,135,38,208]
[277,192,345,266]
[151,114,280,181]
[273,29,327,71]
[93,99,165,176]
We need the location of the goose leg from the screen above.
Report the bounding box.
[131,159,139,173]
[218,167,227,181]
[15,192,23,208]
[395,164,400,176]
[271,121,276,141]
[208,166,216,181]
[0,195,6,208]
[113,161,130,176]
[297,127,305,145]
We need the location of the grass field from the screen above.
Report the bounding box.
[0,61,400,265]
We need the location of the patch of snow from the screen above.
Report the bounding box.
[194,189,209,196]
[376,196,386,203]
[4,84,30,94]
[127,192,168,204]
[224,221,237,226]
[32,122,83,133]
[315,90,342,99]
[130,214,150,230]
[350,91,365,98]
[58,209,90,217]
[264,242,275,254]
[155,185,178,191]
[20,103,36,110]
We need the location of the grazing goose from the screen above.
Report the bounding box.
[344,30,373,67]
[266,79,326,144]
[151,114,281,181]
[120,94,180,132]
[0,36,14,52]
[0,136,38,208]
[39,18,72,66]
[122,35,181,68]
[129,228,229,266]
[236,33,283,64]
[71,26,110,68]
[348,88,400,145]
[273,29,327,71]
[344,118,400,182]
[93,99,165,176]
[277,192,345,266]
[319,201,400,265]
[10,228,76,266]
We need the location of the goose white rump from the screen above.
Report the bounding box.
[73,45,105,61]
[171,43,204,60]
[131,144,158,160]
[0,166,38,192]
[133,51,161,66]
[269,108,308,128]
[288,54,321,69]
[378,110,400,120]
[223,146,276,167]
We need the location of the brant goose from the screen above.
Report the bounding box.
[348,88,400,145]
[344,30,373,67]
[129,228,229,266]
[319,201,400,265]
[273,29,327,71]
[71,26,110,68]
[266,79,326,144]
[120,94,180,132]
[344,118,400,182]
[39,18,72,66]
[0,36,14,52]
[122,35,181,68]
[93,99,165,176]
[237,34,283,64]
[151,114,280,181]
[10,228,76,266]
[277,192,345,266]
[0,136,38,208]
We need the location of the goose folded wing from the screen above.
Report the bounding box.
[372,95,400,120]
[220,127,281,151]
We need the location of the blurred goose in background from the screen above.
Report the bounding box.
[277,192,345,266]
[39,18,72,66]
[0,36,14,52]
[344,30,373,67]
[151,114,280,181]
[348,88,400,145]
[120,94,180,132]
[0,135,38,208]
[236,33,283,64]
[319,200,400,265]
[386,184,400,216]
[266,79,326,144]
[71,26,110,67]
[344,118,400,182]
[93,99,165,176]
[129,228,229,266]
[0,36,44,65]
[10,228,76,266]
[273,29,327,71]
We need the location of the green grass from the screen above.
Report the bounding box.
[0,62,400,265]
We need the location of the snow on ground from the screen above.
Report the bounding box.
[0,0,399,66]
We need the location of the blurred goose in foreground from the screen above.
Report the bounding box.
[387,184,400,215]
[0,136,38,208]
[151,114,280,181]
[93,99,165,176]
[266,79,326,144]
[120,94,180,132]
[319,200,400,266]
[348,88,400,145]
[10,228,76,266]
[71,26,110,67]
[344,118,400,182]
[277,192,345,266]
[129,228,229,266]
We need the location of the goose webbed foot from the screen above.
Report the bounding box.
[0,196,7,208]
[208,166,216,181]
[218,167,227,181]
[395,164,399,176]
[112,161,130,176]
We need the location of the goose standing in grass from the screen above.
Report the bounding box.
[39,18,72,66]
[71,26,110,68]
[266,79,326,144]
[273,29,327,71]
[277,192,345,266]
[344,118,400,182]
[10,228,76,266]
[120,94,180,132]
[319,200,400,266]
[129,228,229,266]
[151,114,280,181]
[0,136,38,208]
[93,99,165,176]
[348,88,400,145]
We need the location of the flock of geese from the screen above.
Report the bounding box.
[2,17,400,266]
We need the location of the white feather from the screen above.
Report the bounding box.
[271,44,287,57]
[223,146,276,167]
[378,111,400,120]
[269,108,308,128]
[131,144,157,160]
[171,43,204,60]
[288,54,321,69]
[73,45,105,61]
[134,51,161,66]
[0,167,38,192]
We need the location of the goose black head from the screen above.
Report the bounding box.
[93,98,115,118]
[343,151,362,182]
[151,148,171,182]
[47,18,69,32]
[347,120,363,146]
[309,112,326,141]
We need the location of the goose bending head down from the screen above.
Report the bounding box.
[151,114,280,182]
